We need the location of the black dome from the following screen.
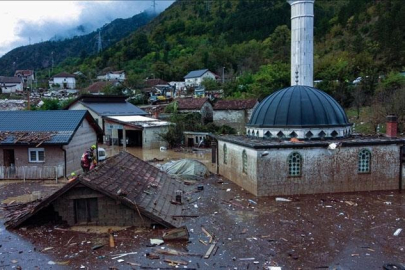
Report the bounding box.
[247,86,350,128]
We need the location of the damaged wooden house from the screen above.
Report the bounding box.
[6,151,186,229]
[0,110,102,180]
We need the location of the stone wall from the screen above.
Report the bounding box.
[214,110,246,134]
[64,118,98,175]
[218,141,258,195]
[218,140,404,197]
[53,186,152,227]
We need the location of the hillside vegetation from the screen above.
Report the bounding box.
[0,12,156,76]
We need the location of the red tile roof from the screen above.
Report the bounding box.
[213,99,258,110]
[14,70,33,77]
[176,98,209,110]
[53,72,75,78]
[85,81,114,93]
[145,79,168,88]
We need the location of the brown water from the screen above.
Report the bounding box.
[100,144,217,173]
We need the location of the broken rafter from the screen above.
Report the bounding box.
[0,131,56,144]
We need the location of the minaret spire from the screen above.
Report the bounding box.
[288,0,315,87]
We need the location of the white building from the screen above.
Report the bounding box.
[184,69,217,87]
[0,76,24,93]
[97,71,125,82]
[49,72,76,89]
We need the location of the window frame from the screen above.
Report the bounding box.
[242,150,248,174]
[28,148,45,163]
[358,149,371,174]
[223,144,228,165]
[288,152,302,177]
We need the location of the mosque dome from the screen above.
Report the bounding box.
[246,85,352,139]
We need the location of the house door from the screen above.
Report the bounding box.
[3,149,15,167]
[74,198,99,224]
[187,138,194,147]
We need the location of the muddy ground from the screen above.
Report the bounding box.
[1,172,404,270]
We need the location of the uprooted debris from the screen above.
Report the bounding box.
[162,226,189,241]
[0,131,56,146]
[158,159,210,180]
[2,200,42,228]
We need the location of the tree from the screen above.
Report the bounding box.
[201,78,220,91]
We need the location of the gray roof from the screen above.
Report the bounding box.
[247,86,351,128]
[0,76,23,84]
[184,69,209,79]
[0,110,89,145]
[81,101,147,117]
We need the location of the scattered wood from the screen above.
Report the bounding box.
[146,253,160,260]
[0,131,56,144]
[204,243,216,259]
[111,252,138,260]
[108,228,115,248]
[153,248,201,257]
[164,259,188,266]
[221,199,244,209]
[162,226,189,241]
[172,215,199,218]
[201,226,213,243]
[91,245,104,250]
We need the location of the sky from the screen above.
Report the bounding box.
[0,1,174,57]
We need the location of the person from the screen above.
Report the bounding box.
[81,145,96,172]
[68,172,78,182]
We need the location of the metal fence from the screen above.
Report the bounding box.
[0,165,64,182]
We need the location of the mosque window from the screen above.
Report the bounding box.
[277,131,285,138]
[305,131,313,139]
[358,149,371,173]
[256,131,259,137]
[331,130,338,138]
[223,144,228,165]
[289,131,298,138]
[288,152,302,177]
[264,131,271,139]
[242,150,248,174]
[318,131,326,139]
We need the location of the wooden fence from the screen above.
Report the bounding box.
[0,165,64,181]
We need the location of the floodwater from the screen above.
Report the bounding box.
[0,149,404,269]
[102,144,217,172]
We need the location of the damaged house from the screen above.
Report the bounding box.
[0,110,102,179]
[6,151,185,229]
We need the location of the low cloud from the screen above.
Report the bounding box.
[1,1,173,56]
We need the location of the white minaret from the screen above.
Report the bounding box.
[288,0,314,87]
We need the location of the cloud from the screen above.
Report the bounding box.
[0,1,174,56]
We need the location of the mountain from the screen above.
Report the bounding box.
[0,12,157,76]
[55,0,405,100]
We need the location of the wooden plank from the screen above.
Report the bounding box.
[204,243,216,259]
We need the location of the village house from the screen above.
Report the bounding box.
[14,70,34,87]
[175,97,213,123]
[103,115,170,149]
[184,131,211,147]
[184,69,218,88]
[97,70,125,82]
[0,110,102,180]
[64,95,147,143]
[49,72,76,89]
[214,0,405,197]
[6,151,185,229]
[0,76,24,93]
[84,81,119,95]
[213,99,259,134]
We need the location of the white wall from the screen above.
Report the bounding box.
[50,77,76,89]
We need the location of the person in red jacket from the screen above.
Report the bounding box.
[81,145,96,172]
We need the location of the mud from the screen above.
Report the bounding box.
[0,149,404,269]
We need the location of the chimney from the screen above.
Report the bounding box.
[386,114,398,138]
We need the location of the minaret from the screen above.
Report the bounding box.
[288,0,314,87]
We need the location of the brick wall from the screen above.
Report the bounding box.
[53,186,152,227]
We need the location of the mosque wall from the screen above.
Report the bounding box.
[218,141,258,195]
[256,144,401,196]
[218,140,403,196]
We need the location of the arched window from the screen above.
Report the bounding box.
[242,150,247,174]
[358,149,371,173]
[288,152,302,176]
[223,144,228,165]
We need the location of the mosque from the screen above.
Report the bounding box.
[215,0,405,196]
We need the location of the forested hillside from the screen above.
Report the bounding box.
[54,0,404,102]
[0,12,156,76]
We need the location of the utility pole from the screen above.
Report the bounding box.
[151,0,157,14]
[97,30,103,53]
[222,67,225,84]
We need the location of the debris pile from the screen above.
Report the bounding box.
[159,159,210,180]
[2,200,41,227]
[0,131,56,146]
[0,99,26,111]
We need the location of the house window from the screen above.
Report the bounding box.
[223,144,228,164]
[288,152,302,177]
[358,149,371,173]
[28,148,45,162]
[242,150,247,174]
[74,198,99,224]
